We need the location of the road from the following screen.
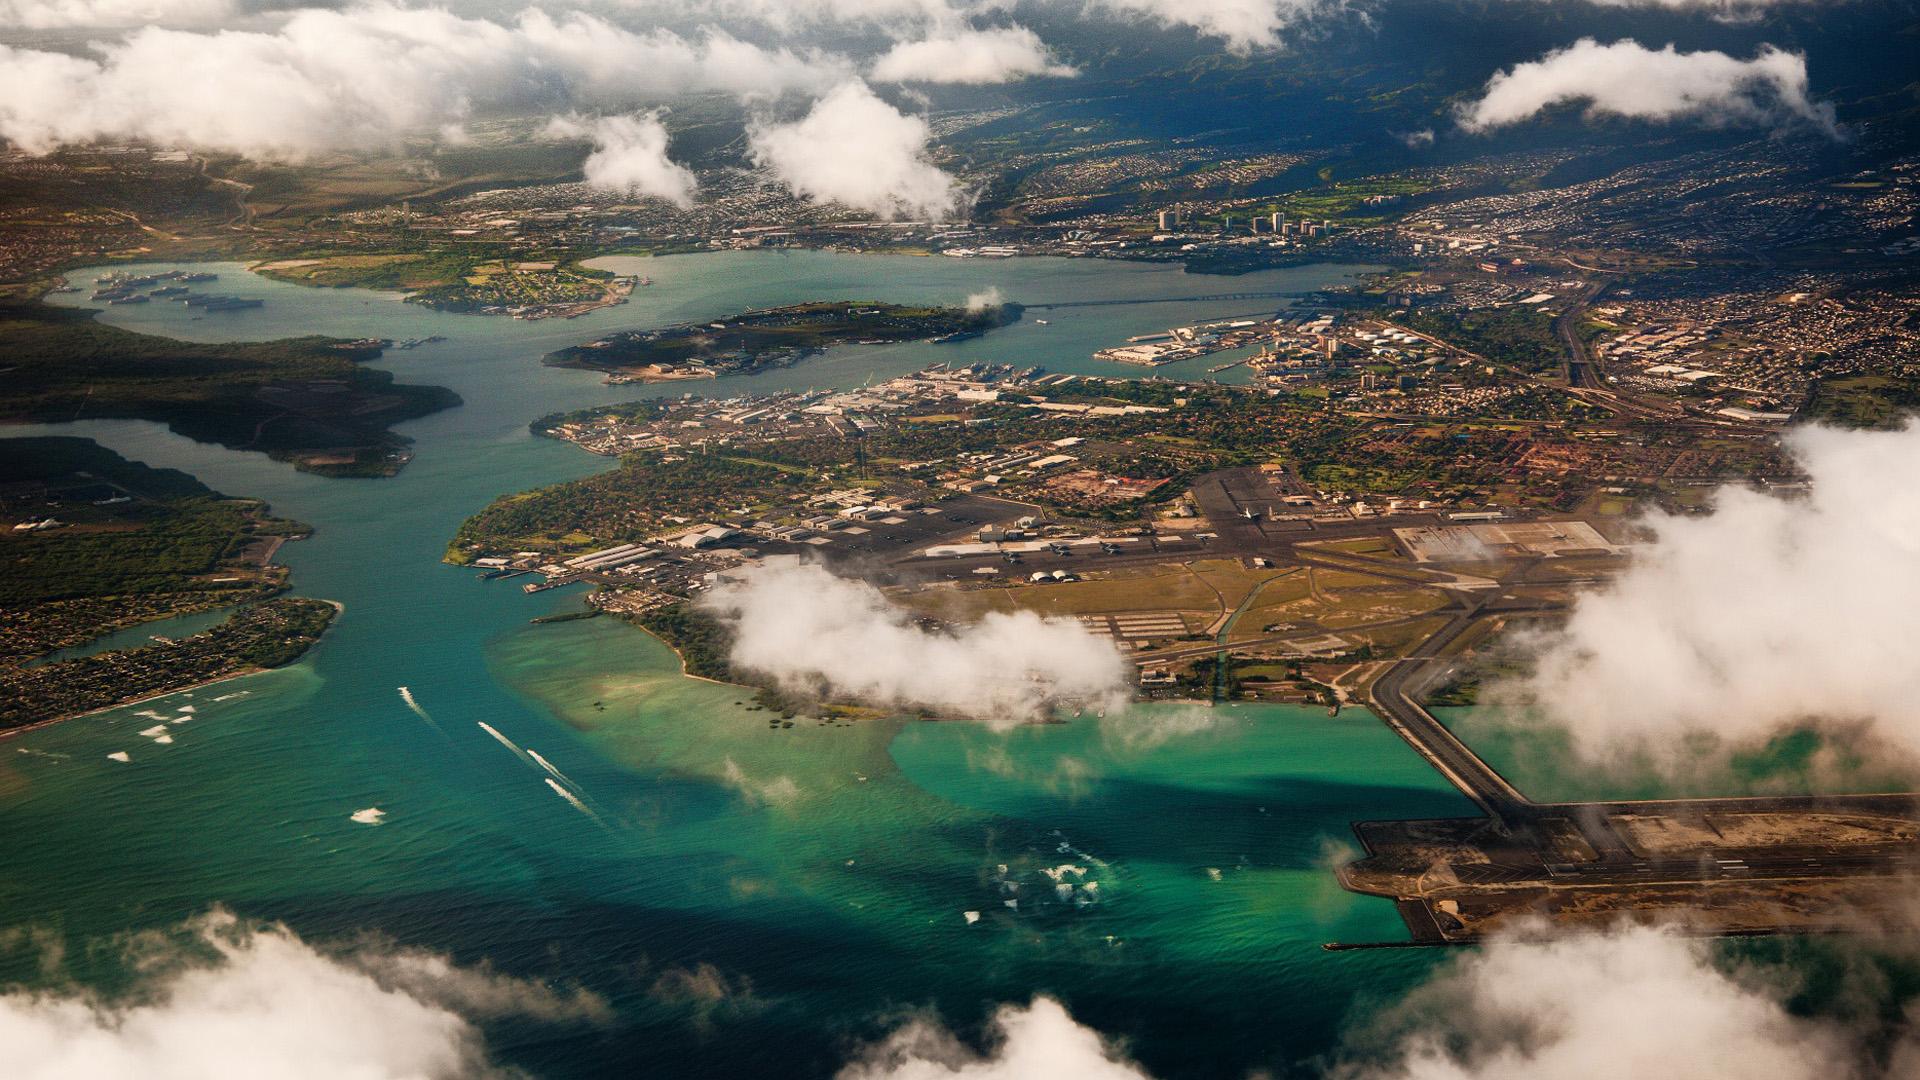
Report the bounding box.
[1365,602,1920,866]
[1367,606,1531,823]
[1021,290,1302,310]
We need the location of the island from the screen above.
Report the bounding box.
[253,254,635,321]
[0,302,460,477]
[545,300,1023,382]
[0,437,337,733]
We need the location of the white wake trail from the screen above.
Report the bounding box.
[527,748,579,790]
[396,686,446,736]
[476,721,534,765]
[544,777,603,823]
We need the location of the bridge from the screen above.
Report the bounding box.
[1022,290,1304,310]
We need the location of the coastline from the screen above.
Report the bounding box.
[627,620,740,688]
[0,597,342,742]
[0,665,266,742]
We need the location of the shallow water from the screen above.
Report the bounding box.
[2,252,1475,1078]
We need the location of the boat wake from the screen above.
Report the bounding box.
[544,777,603,823]
[474,720,611,830]
[527,748,577,789]
[476,720,533,764]
[397,686,447,736]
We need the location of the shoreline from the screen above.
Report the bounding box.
[53,243,1374,315]
[0,666,266,742]
[0,597,343,742]
[626,620,741,688]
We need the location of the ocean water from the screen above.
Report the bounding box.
[0,252,1474,1078]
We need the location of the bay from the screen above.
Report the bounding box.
[1,251,1472,1078]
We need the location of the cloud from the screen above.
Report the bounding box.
[648,959,763,1031]
[341,932,613,1026]
[0,4,848,159]
[0,908,606,1080]
[1098,704,1222,752]
[1544,0,1810,15]
[1329,924,1899,1080]
[963,286,1004,311]
[835,925,1920,1080]
[1508,422,1920,771]
[545,112,696,205]
[0,0,233,29]
[696,561,1131,727]
[871,25,1077,84]
[1085,0,1337,52]
[608,0,963,34]
[1397,128,1435,148]
[747,81,965,220]
[1457,38,1837,137]
[836,996,1153,1080]
[719,755,803,808]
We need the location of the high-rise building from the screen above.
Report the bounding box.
[1157,209,1176,231]
[1269,212,1283,233]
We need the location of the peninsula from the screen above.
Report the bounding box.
[0,302,459,477]
[0,437,336,732]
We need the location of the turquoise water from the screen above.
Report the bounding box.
[2,253,1472,1078]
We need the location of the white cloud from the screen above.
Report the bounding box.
[0,4,848,159]
[836,996,1153,1080]
[1508,421,1920,770]
[963,285,1004,310]
[1457,38,1837,137]
[871,25,1077,84]
[834,926,1920,1080]
[1098,704,1222,752]
[1086,0,1336,52]
[545,112,696,205]
[1549,0,1810,14]
[719,755,803,807]
[0,909,606,1080]
[1331,925,1891,1080]
[746,81,966,220]
[696,561,1131,727]
[0,0,233,29]
[607,0,963,34]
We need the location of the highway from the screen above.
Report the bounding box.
[1366,606,1532,823]
[1021,290,1302,310]
[1364,600,1920,870]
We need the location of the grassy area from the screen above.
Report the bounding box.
[900,559,1309,629]
[0,437,308,662]
[904,567,1223,622]
[1803,374,1920,429]
[1319,537,1399,557]
[1402,306,1564,374]
[254,252,460,289]
[1228,566,1449,641]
